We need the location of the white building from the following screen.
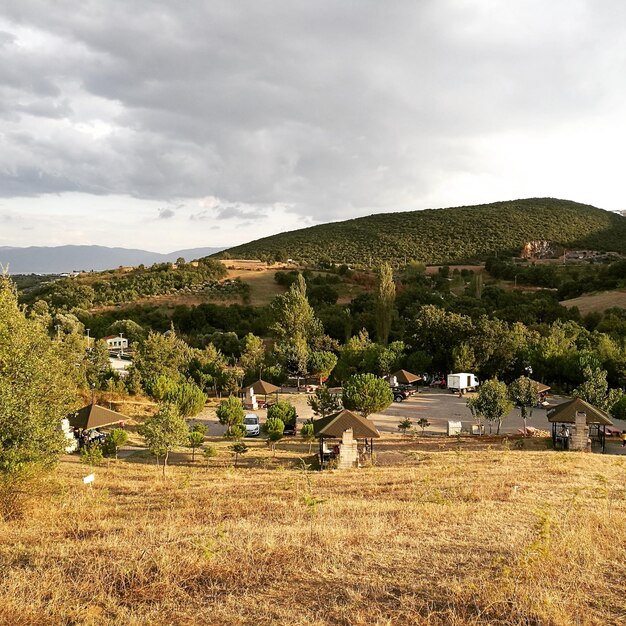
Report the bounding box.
[103,335,129,351]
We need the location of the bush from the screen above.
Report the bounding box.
[80,443,104,467]
[267,401,297,430]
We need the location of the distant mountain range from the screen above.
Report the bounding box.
[217,198,626,266]
[0,245,225,274]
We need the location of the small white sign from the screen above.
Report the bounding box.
[83,473,95,485]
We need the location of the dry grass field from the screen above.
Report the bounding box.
[560,290,626,315]
[1,441,626,626]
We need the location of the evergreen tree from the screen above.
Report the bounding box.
[342,373,394,417]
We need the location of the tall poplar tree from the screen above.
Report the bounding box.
[375,262,396,346]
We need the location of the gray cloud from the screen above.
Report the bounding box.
[1,0,626,228]
[158,207,175,219]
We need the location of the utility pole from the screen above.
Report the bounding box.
[56,324,61,342]
[86,328,91,351]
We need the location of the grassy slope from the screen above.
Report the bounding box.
[2,444,625,625]
[561,289,626,314]
[219,198,626,266]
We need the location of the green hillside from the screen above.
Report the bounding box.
[218,198,626,265]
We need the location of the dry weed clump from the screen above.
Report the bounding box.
[0,450,625,625]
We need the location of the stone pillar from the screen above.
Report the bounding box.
[570,411,589,451]
[244,387,258,410]
[338,428,359,469]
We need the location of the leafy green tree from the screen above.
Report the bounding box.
[146,375,179,401]
[202,445,217,470]
[573,362,617,411]
[216,395,245,438]
[342,373,393,417]
[238,333,266,382]
[229,441,248,467]
[28,299,52,329]
[267,401,297,431]
[307,350,338,385]
[467,378,512,435]
[509,376,539,435]
[271,274,323,347]
[411,305,473,373]
[0,276,76,519]
[188,428,206,461]
[308,386,342,418]
[276,336,309,387]
[452,343,477,373]
[107,319,146,346]
[163,381,206,417]
[300,421,316,453]
[139,403,189,477]
[104,428,128,459]
[263,417,285,455]
[375,262,396,345]
[54,311,85,336]
[85,339,115,389]
[134,330,192,386]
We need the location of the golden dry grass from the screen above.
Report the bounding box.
[560,290,626,315]
[1,445,626,626]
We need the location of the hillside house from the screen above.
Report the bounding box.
[103,335,128,351]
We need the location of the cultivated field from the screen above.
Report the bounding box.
[1,445,625,625]
[561,289,626,315]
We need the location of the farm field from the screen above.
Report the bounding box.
[1,447,625,625]
[560,289,626,314]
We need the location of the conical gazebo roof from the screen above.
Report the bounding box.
[68,403,128,430]
[244,379,281,395]
[391,369,421,385]
[313,410,380,439]
[547,397,613,425]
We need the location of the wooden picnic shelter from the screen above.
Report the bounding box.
[547,397,613,452]
[391,369,422,386]
[68,403,128,431]
[242,379,281,407]
[313,409,380,468]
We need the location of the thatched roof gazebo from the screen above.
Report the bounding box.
[390,369,422,386]
[313,409,380,469]
[68,403,128,431]
[547,397,613,452]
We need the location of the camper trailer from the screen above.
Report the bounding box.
[447,373,479,394]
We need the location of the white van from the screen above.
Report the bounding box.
[244,413,260,437]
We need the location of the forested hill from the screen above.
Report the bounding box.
[217,198,626,265]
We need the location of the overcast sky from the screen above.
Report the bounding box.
[1,1,625,251]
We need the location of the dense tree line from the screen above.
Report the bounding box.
[24,258,227,309]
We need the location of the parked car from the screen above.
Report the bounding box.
[391,387,410,402]
[244,413,260,437]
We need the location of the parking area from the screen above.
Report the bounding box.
[194,388,564,437]
[372,388,554,434]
